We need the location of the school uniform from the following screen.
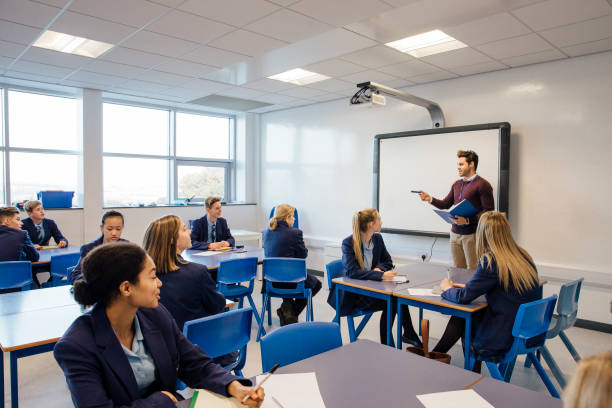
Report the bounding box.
[21,217,68,246]
[69,236,128,284]
[262,221,322,321]
[327,233,419,345]
[54,303,250,408]
[0,225,39,263]
[190,216,235,250]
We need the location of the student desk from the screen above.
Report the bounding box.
[471,377,562,408]
[31,245,80,264]
[181,246,264,271]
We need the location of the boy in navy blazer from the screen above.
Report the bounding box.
[190,196,235,250]
[0,206,39,263]
[21,200,68,249]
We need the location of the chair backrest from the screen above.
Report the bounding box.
[260,322,342,372]
[557,278,583,319]
[218,257,258,284]
[269,206,299,228]
[511,295,557,351]
[183,307,252,359]
[263,258,306,284]
[50,253,81,279]
[0,261,33,290]
[325,259,344,290]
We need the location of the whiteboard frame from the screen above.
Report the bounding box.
[373,122,510,238]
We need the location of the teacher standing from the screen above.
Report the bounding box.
[419,150,494,270]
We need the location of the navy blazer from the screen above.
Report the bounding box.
[263,221,308,259]
[54,303,250,408]
[190,216,235,250]
[69,236,129,284]
[327,233,393,315]
[0,225,39,262]
[21,217,68,246]
[157,259,226,330]
[442,256,543,354]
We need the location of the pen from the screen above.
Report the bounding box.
[242,363,280,403]
[410,190,422,193]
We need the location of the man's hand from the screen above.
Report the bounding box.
[208,242,223,250]
[451,216,468,225]
[381,270,397,281]
[228,381,264,407]
[440,278,453,291]
[418,191,431,202]
[34,244,42,250]
[220,240,230,247]
[58,241,67,248]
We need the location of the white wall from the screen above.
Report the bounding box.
[260,51,612,323]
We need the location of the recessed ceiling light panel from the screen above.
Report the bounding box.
[33,30,113,58]
[267,68,330,86]
[385,30,467,58]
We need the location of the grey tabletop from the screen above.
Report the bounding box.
[332,277,411,294]
[472,377,562,408]
[396,262,450,286]
[394,281,487,312]
[181,246,264,270]
[33,245,80,264]
[0,286,76,316]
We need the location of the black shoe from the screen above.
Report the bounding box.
[277,308,288,326]
[280,301,298,325]
[402,334,423,348]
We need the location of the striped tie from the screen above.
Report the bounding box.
[36,224,44,242]
[211,223,216,242]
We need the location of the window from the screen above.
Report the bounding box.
[102,102,233,207]
[1,89,81,206]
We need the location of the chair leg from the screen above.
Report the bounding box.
[502,357,517,382]
[267,297,272,326]
[238,297,244,308]
[486,362,504,381]
[540,345,567,389]
[347,316,357,342]
[527,352,561,398]
[257,294,268,342]
[306,293,313,322]
[354,313,373,339]
[559,331,581,362]
[246,295,262,328]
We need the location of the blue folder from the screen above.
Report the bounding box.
[433,199,478,224]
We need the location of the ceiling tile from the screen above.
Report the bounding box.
[243,78,295,92]
[119,79,171,93]
[449,60,507,76]
[444,12,532,47]
[34,0,71,7]
[384,78,415,89]
[252,93,298,104]
[305,78,354,92]
[21,47,92,69]
[303,58,367,77]
[0,40,27,58]
[421,47,494,69]
[179,78,232,94]
[122,30,199,57]
[306,92,344,102]
[511,0,612,31]
[340,69,399,85]
[65,70,128,86]
[277,86,326,98]
[179,0,280,27]
[500,48,566,67]
[377,59,440,78]
[561,37,612,57]
[0,20,43,45]
[208,30,287,57]
[60,79,109,90]
[101,47,174,68]
[476,33,554,60]
[51,10,136,44]
[158,86,209,101]
[146,0,184,7]
[267,0,301,6]
[154,59,217,77]
[244,9,331,43]
[0,0,61,28]
[85,59,147,78]
[9,59,75,78]
[0,56,15,69]
[146,9,234,43]
[340,45,412,69]
[68,0,169,28]
[407,70,458,84]
[137,70,192,86]
[289,0,392,27]
[539,14,612,48]
[4,70,62,83]
[181,45,249,67]
[216,86,267,99]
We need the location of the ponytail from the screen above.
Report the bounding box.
[269,204,294,231]
[351,208,380,270]
[72,279,99,307]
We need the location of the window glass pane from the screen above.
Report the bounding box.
[104,157,168,206]
[0,153,4,205]
[176,112,230,159]
[10,152,80,205]
[8,91,78,150]
[177,165,225,200]
[103,103,169,155]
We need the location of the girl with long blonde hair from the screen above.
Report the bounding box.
[327,208,420,346]
[563,350,612,408]
[432,211,542,370]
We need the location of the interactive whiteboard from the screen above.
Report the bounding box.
[374,123,510,237]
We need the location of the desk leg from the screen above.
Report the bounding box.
[9,353,17,408]
[334,286,341,327]
[386,296,393,347]
[464,315,472,370]
[1,349,4,408]
[396,301,403,350]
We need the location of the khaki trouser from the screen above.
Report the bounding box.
[450,231,477,270]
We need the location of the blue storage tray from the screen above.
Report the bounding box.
[37,191,74,208]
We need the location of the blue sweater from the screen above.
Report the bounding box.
[0,225,39,262]
[442,256,542,354]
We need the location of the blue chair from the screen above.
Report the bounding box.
[183,307,253,377]
[217,257,262,330]
[524,278,583,388]
[326,260,374,342]
[260,321,342,372]
[45,252,81,287]
[269,206,299,228]
[0,261,33,291]
[469,295,560,398]
[257,258,313,341]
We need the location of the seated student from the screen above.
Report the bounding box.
[262,204,322,326]
[431,211,542,371]
[0,206,39,266]
[563,350,611,408]
[327,208,420,346]
[54,242,264,407]
[69,210,127,284]
[191,196,235,250]
[21,200,68,249]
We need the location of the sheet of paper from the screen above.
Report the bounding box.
[192,389,242,408]
[393,276,408,283]
[256,372,326,408]
[191,251,219,257]
[416,389,494,408]
[407,288,436,296]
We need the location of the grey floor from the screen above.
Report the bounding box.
[3,277,611,407]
